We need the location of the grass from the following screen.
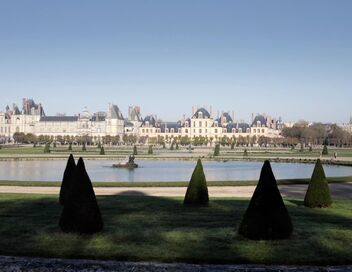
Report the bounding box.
[0,193,351,265]
[0,176,351,187]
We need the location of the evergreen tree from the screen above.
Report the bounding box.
[97,142,101,149]
[231,142,235,150]
[184,159,209,206]
[243,149,248,157]
[148,145,153,155]
[304,159,332,208]
[238,160,293,240]
[43,143,50,153]
[59,157,104,234]
[133,145,138,155]
[100,146,105,155]
[82,142,86,152]
[170,142,175,150]
[53,142,57,148]
[309,146,313,152]
[300,143,304,152]
[68,143,72,151]
[59,154,76,205]
[322,144,328,155]
[162,142,166,149]
[176,143,179,150]
[213,144,220,156]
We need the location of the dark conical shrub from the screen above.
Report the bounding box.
[148,145,153,155]
[59,154,76,206]
[82,142,86,152]
[238,160,293,240]
[304,159,332,208]
[43,143,50,153]
[243,149,248,157]
[184,159,209,206]
[322,144,328,155]
[59,157,104,234]
[133,145,138,155]
[68,143,72,151]
[213,144,220,156]
[97,142,101,149]
[100,146,105,155]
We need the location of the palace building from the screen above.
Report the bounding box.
[0,98,282,143]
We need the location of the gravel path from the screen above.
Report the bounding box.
[0,255,351,272]
[0,183,351,198]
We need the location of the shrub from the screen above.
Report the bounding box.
[184,159,209,206]
[148,145,153,155]
[59,154,76,205]
[97,142,101,149]
[322,144,328,155]
[100,146,105,155]
[162,142,166,149]
[309,146,313,152]
[68,143,72,151]
[59,157,104,234]
[231,142,235,150]
[238,160,293,240]
[304,159,332,208]
[133,145,138,155]
[82,143,86,152]
[43,143,50,153]
[170,142,174,150]
[176,143,179,150]
[243,149,248,157]
[53,142,57,148]
[213,144,220,156]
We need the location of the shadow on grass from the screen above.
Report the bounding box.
[0,193,351,265]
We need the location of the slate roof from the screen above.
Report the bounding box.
[192,108,211,119]
[251,115,267,127]
[40,116,79,122]
[160,122,181,133]
[226,123,250,133]
[109,104,124,120]
[142,115,156,127]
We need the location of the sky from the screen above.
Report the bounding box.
[0,0,351,123]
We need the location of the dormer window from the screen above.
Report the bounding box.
[199,112,203,118]
[165,128,169,133]
[170,128,174,133]
[246,128,250,133]
[146,121,149,127]
[257,121,261,127]
[232,128,236,133]
[239,128,242,133]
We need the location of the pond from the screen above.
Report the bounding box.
[0,159,352,182]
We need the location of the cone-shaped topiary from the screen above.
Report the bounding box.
[184,159,209,206]
[133,145,138,155]
[304,159,332,208]
[59,154,76,206]
[68,143,72,151]
[44,143,50,153]
[214,144,220,156]
[82,142,86,152]
[238,160,293,240]
[148,145,153,154]
[59,157,104,234]
[97,142,101,149]
[322,144,328,155]
[243,149,248,157]
[100,146,105,155]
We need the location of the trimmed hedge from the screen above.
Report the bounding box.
[184,159,209,206]
[59,157,104,234]
[238,160,293,240]
[59,154,76,206]
[304,159,332,208]
[213,144,220,156]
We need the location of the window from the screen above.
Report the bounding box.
[246,128,250,133]
[193,121,196,127]
[205,121,207,127]
[199,121,202,127]
[170,128,174,133]
[262,129,265,133]
[253,129,256,133]
[215,129,218,133]
[199,129,202,133]
[142,129,145,133]
[239,128,242,133]
[199,112,203,118]
[232,128,236,133]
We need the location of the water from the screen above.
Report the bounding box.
[1,159,352,182]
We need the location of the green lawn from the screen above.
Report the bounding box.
[0,176,350,187]
[0,193,351,265]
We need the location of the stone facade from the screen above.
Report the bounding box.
[0,99,282,143]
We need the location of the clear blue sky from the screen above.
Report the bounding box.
[0,0,351,123]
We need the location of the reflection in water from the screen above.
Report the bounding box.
[0,160,352,182]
